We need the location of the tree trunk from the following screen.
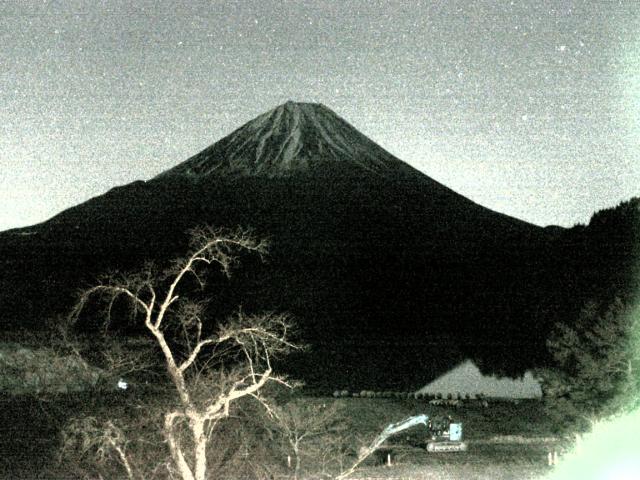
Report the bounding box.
[165,412,195,480]
[192,416,208,480]
[293,440,301,480]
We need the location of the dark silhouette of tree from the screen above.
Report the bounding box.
[538,298,639,430]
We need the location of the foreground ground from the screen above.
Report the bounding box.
[302,395,562,480]
[0,390,568,479]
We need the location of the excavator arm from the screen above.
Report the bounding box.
[367,414,430,452]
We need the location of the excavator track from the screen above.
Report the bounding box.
[426,440,468,453]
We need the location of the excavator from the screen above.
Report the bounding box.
[375,414,468,453]
[336,414,467,479]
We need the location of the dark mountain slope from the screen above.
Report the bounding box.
[1,102,636,389]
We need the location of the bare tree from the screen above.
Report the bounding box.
[68,226,298,480]
[268,399,347,480]
[61,417,136,479]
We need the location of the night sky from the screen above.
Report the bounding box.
[1,0,638,231]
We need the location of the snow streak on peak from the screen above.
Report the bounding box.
[157,102,410,179]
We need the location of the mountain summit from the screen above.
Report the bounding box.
[157,101,410,178]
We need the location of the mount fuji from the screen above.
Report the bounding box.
[1,102,636,388]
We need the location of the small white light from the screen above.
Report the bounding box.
[117,379,128,390]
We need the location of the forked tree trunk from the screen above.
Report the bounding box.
[192,416,208,480]
[293,439,301,480]
[164,412,209,480]
[165,412,196,480]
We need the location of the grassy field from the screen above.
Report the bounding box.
[0,392,567,479]
[295,396,562,480]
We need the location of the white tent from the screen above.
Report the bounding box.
[417,359,542,399]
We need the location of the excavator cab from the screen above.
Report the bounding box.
[426,417,467,452]
[427,415,450,438]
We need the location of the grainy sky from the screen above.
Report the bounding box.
[1,0,638,231]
